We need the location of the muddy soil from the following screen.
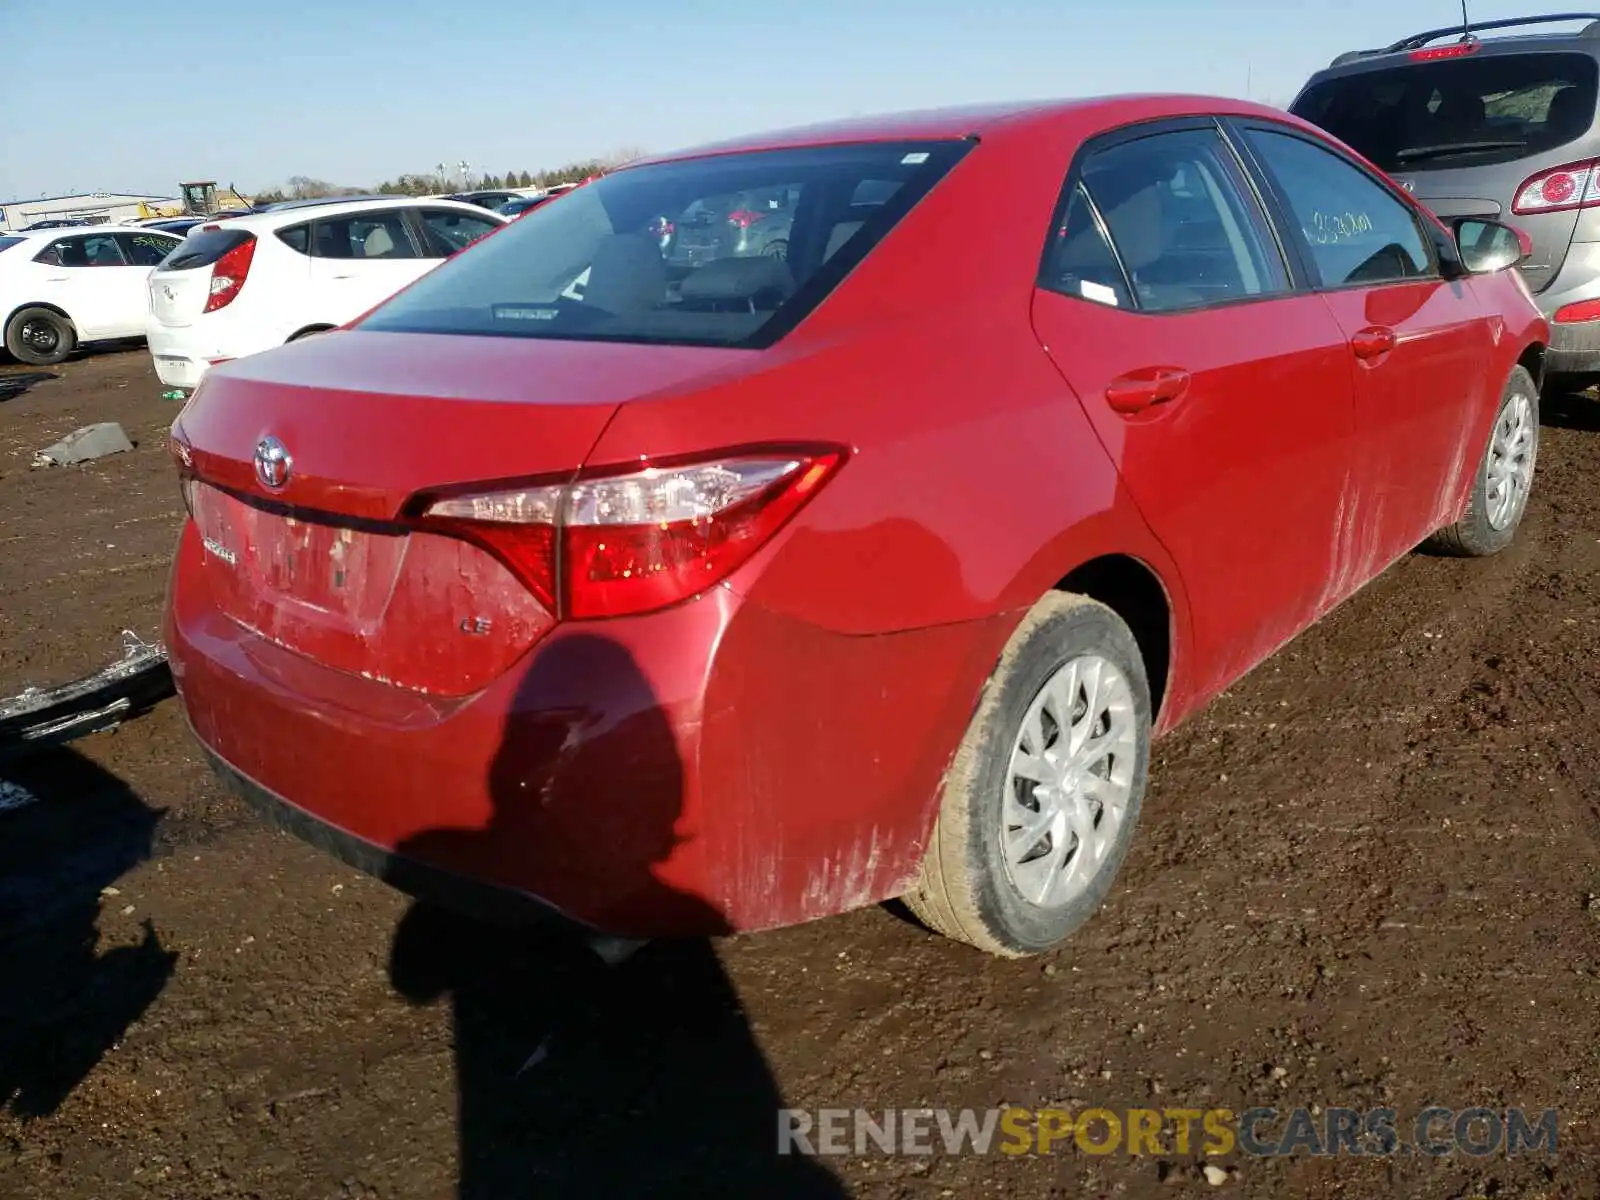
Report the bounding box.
[1,352,1597,1199]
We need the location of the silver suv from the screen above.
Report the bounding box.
[1293,12,1600,388]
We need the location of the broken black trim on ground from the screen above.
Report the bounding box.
[0,632,175,762]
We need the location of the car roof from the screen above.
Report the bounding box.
[624,95,1311,167]
[200,195,508,231]
[2,225,182,240]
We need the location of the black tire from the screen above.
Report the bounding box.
[5,307,76,366]
[1428,365,1539,558]
[903,593,1152,957]
[288,325,331,342]
[761,239,788,261]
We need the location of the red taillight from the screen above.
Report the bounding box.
[171,435,197,516]
[419,450,845,619]
[203,235,256,313]
[1512,159,1600,215]
[1410,42,1477,60]
[727,209,766,229]
[1554,298,1600,323]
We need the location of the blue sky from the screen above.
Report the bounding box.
[0,1,1563,200]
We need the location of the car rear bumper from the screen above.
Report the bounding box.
[1546,317,1600,376]
[166,519,1008,937]
[145,317,264,389]
[1536,241,1600,375]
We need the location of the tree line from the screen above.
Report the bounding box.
[249,151,644,207]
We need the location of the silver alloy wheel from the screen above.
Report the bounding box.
[1001,654,1138,909]
[1485,390,1535,531]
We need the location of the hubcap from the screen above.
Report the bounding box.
[1002,654,1138,910]
[1485,391,1535,531]
[20,319,57,354]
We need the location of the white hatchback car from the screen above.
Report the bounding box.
[144,197,507,389]
[2,227,185,365]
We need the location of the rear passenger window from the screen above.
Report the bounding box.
[1244,128,1433,288]
[310,211,419,260]
[1074,128,1287,313]
[277,224,311,255]
[118,232,180,267]
[418,209,501,256]
[1041,183,1132,308]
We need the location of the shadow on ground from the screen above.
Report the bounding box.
[1541,385,1600,433]
[0,748,176,1119]
[0,372,58,404]
[384,633,849,1198]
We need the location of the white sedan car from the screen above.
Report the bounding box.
[144,196,507,390]
[1,227,184,365]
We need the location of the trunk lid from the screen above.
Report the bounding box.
[173,329,755,694]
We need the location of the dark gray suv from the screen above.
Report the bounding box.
[1293,12,1600,387]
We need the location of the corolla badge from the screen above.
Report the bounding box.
[254,435,292,490]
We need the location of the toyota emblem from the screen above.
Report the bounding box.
[1401,179,1416,193]
[254,436,292,490]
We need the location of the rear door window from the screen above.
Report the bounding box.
[1055,127,1287,313]
[1041,183,1133,308]
[416,208,502,256]
[118,232,181,266]
[1244,128,1434,287]
[1293,52,1599,171]
[310,210,421,259]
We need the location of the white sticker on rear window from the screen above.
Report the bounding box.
[1080,280,1120,307]
[493,305,558,322]
[901,152,930,164]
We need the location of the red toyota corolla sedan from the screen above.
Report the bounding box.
[166,95,1546,956]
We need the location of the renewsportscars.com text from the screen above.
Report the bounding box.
[778,1106,1559,1158]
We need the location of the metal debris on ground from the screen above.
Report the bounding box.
[0,631,176,762]
[161,390,187,401]
[32,422,135,468]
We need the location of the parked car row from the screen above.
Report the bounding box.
[165,59,1546,958]
[0,198,506,370]
[144,196,506,389]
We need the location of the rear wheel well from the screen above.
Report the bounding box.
[5,301,75,333]
[1056,556,1171,722]
[1518,341,1546,392]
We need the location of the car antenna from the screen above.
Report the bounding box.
[1459,0,1472,42]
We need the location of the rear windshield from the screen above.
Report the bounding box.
[359,141,970,349]
[162,227,253,270]
[1293,51,1599,171]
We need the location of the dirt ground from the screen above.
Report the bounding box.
[1,350,1598,1200]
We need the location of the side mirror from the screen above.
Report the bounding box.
[1454,218,1531,274]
